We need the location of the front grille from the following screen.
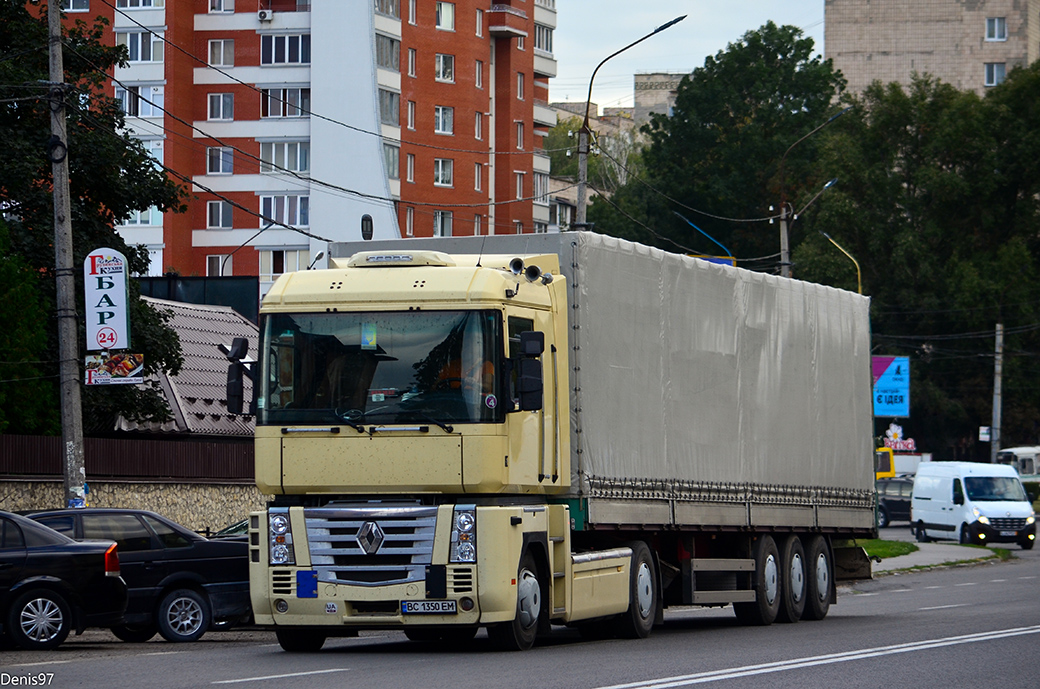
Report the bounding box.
[450,567,474,594]
[272,569,293,595]
[304,505,437,587]
[989,517,1028,530]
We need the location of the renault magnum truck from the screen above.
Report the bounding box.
[227,232,876,652]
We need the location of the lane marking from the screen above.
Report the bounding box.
[990,579,1007,583]
[924,586,943,589]
[918,604,968,611]
[591,625,1040,689]
[954,582,977,587]
[212,669,349,685]
[6,660,75,669]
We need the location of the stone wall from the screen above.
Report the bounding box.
[0,481,270,536]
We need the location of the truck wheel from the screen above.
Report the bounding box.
[802,535,832,621]
[487,551,541,651]
[776,535,806,623]
[276,628,326,652]
[733,535,781,626]
[614,541,657,639]
[7,589,71,650]
[157,588,210,643]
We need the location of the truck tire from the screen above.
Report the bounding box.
[7,589,71,650]
[802,535,832,621]
[733,535,781,626]
[614,541,657,639]
[276,628,326,652]
[776,535,806,623]
[487,551,542,651]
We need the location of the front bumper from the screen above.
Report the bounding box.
[967,520,1036,545]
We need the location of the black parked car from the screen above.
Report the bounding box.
[0,510,127,650]
[876,476,915,528]
[27,508,249,643]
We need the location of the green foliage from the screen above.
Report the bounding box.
[0,2,187,432]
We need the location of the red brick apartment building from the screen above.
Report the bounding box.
[56,0,557,293]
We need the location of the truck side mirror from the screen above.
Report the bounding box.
[519,331,544,356]
[227,364,244,414]
[518,358,543,411]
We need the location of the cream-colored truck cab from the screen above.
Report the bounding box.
[235,250,632,652]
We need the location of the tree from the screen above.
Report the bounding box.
[589,21,846,264]
[0,2,187,431]
[545,114,641,199]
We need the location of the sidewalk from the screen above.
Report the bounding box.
[872,542,996,573]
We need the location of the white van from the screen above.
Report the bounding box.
[911,461,1036,549]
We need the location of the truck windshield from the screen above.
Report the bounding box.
[964,476,1028,502]
[258,310,504,426]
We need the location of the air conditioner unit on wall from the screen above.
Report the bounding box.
[258,9,273,21]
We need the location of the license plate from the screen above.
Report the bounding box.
[401,600,457,614]
[1000,530,1017,537]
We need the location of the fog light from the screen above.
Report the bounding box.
[1029,534,1036,541]
[460,597,474,612]
[274,599,289,614]
[978,533,986,540]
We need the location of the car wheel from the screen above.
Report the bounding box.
[877,506,889,529]
[157,589,210,643]
[7,589,71,650]
[1019,538,1035,551]
[959,524,972,545]
[276,628,326,652]
[111,623,157,643]
[915,522,931,543]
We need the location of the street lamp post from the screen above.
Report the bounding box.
[778,106,852,277]
[575,15,686,228]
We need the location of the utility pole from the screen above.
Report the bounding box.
[991,322,1003,463]
[47,1,86,507]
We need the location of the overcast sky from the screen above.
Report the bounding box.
[548,1,826,112]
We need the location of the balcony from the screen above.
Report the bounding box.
[488,4,528,38]
[260,0,311,11]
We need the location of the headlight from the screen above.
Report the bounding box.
[271,543,291,564]
[270,514,290,535]
[972,507,989,525]
[450,506,477,564]
[1028,515,1036,525]
[978,515,990,525]
[269,509,295,565]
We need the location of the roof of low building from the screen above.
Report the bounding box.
[115,297,257,437]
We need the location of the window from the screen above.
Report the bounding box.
[435,54,454,82]
[116,85,164,117]
[516,122,523,149]
[376,34,400,71]
[384,143,400,180]
[123,207,162,226]
[474,214,481,235]
[434,158,453,186]
[408,0,416,25]
[407,101,416,129]
[260,249,307,285]
[207,255,231,276]
[475,9,483,36]
[408,48,416,77]
[261,87,310,118]
[375,0,399,19]
[434,210,452,237]
[207,93,234,121]
[474,163,482,191]
[475,60,483,88]
[436,1,454,30]
[534,172,549,206]
[207,147,233,174]
[260,141,310,173]
[475,111,483,140]
[517,36,525,50]
[209,0,232,11]
[514,221,523,234]
[515,171,524,199]
[434,105,454,134]
[260,34,311,65]
[535,24,553,53]
[62,0,89,11]
[117,0,164,7]
[406,206,414,236]
[986,17,1007,41]
[207,200,233,229]
[81,514,157,552]
[517,72,524,100]
[260,195,309,226]
[117,30,164,63]
[534,222,548,234]
[985,62,1006,86]
[379,89,400,126]
[209,39,234,67]
[406,153,415,182]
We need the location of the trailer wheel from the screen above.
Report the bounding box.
[733,535,781,626]
[276,628,326,652]
[776,535,806,623]
[802,535,832,621]
[487,551,541,651]
[614,541,657,639]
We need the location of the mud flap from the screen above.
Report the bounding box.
[833,545,875,581]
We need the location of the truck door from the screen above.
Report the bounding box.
[507,314,544,484]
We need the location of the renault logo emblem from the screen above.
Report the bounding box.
[356,521,385,555]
